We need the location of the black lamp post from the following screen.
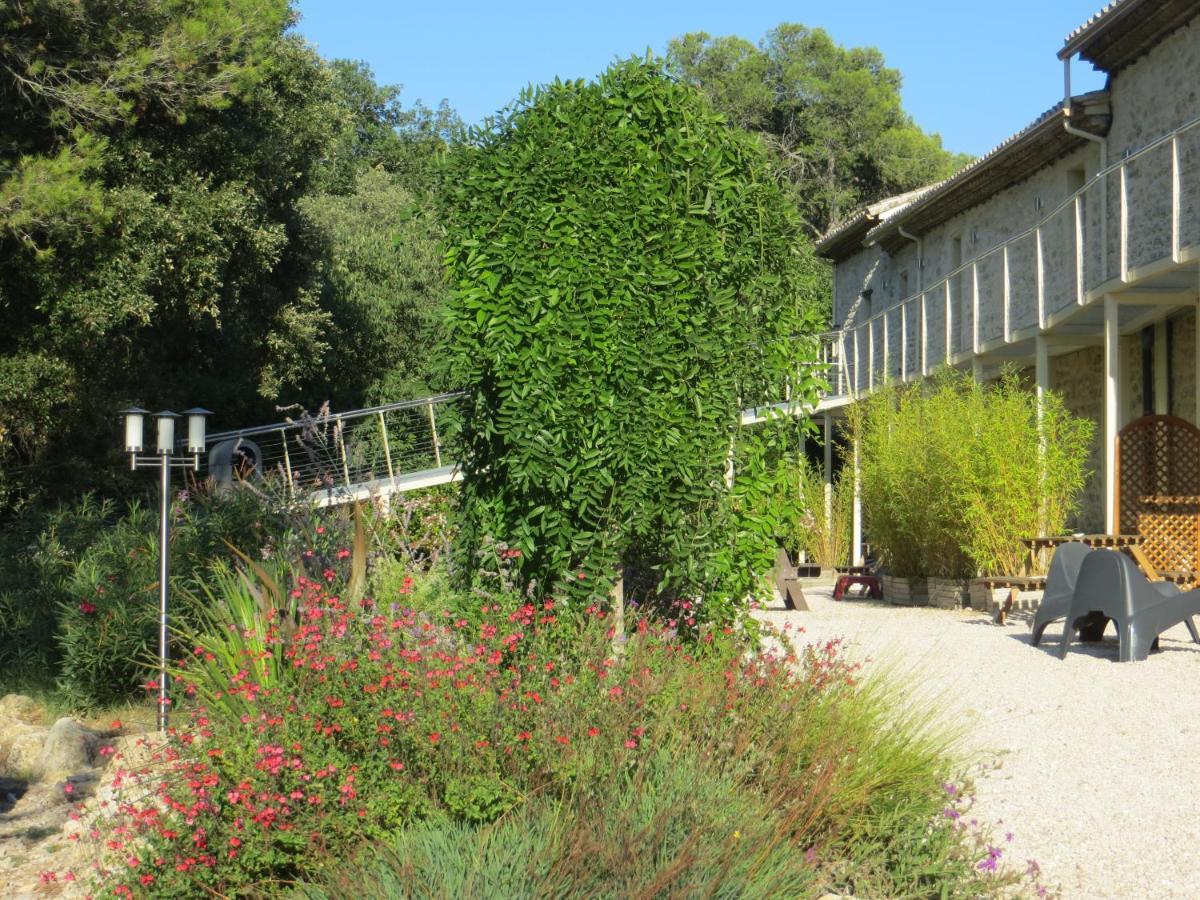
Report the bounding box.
[121,406,211,731]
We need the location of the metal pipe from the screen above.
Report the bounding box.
[158,453,171,732]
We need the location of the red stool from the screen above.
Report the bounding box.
[833,574,881,601]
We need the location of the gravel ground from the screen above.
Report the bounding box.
[757,583,1200,899]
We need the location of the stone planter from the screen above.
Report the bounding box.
[882,575,929,606]
[927,577,971,610]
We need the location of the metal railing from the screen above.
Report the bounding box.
[820,112,1200,402]
[205,391,466,499]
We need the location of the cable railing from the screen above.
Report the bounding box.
[204,392,466,503]
[821,112,1200,401]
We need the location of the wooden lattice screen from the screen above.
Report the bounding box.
[1114,414,1200,579]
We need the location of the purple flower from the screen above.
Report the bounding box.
[942,782,957,796]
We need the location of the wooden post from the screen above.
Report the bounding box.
[611,568,625,658]
[427,402,442,468]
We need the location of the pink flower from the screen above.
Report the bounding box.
[624,739,638,749]
[79,602,97,615]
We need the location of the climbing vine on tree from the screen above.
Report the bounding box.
[442,58,825,617]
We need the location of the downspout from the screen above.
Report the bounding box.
[1062,57,1108,279]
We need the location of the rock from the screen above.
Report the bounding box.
[0,693,44,725]
[0,721,49,777]
[36,718,99,780]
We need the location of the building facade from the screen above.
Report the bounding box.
[816,0,1200,549]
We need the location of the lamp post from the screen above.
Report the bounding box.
[122,406,211,731]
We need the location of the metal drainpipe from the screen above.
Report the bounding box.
[1062,57,1108,279]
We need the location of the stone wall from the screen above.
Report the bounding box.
[1051,347,1105,532]
[1170,309,1197,424]
[1106,20,1200,275]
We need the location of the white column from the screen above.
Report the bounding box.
[1154,320,1169,415]
[851,439,863,567]
[823,414,833,530]
[1036,334,1050,534]
[1104,294,1120,533]
[1035,335,1050,417]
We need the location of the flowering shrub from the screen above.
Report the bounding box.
[69,556,1036,897]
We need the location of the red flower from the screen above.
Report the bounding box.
[428,732,441,744]
[624,739,638,749]
[587,727,600,737]
[516,731,531,742]
[79,602,97,615]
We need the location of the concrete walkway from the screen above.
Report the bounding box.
[758,584,1200,899]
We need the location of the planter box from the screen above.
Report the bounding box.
[882,575,929,607]
[927,577,971,610]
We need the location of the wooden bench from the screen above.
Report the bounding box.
[774,548,809,611]
[971,575,1047,625]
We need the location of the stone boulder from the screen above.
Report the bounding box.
[36,718,101,780]
[0,693,44,725]
[0,721,49,777]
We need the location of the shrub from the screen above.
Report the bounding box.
[0,483,371,708]
[441,57,826,616]
[72,556,1027,897]
[850,368,1093,577]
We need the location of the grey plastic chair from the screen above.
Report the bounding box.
[1058,549,1200,662]
[1030,542,1093,647]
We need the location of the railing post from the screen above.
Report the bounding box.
[335,415,351,486]
[1171,132,1181,264]
[1119,162,1129,282]
[971,261,980,354]
[279,428,294,499]
[1002,245,1011,342]
[840,331,849,396]
[378,412,395,488]
[1035,227,1045,329]
[900,302,908,382]
[882,310,890,383]
[920,292,928,376]
[1074,195,1085,305]
[944,280,952,363]
[868,319,875,392]
[852,327,860,397]
[427,401,443,468]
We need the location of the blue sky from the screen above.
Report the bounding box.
[293,0,1109,158]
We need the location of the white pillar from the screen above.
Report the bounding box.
[851,439,863,567]
[1035,335,1050,413]
[1104,294,1120,534]
[1154,320,1169,415]
[823,414,833,529]
[1036,334,1050,534]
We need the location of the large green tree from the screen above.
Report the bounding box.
[443,59,825,615]
[667,25,972,236]
[0,3,457,512]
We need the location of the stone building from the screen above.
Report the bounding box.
[814,0,1200,558]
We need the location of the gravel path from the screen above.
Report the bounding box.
[758,584,1200,899]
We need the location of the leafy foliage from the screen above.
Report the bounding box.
[850,369,1093,578]
[442,58,825,613]
[0,6,459,513]
[667,25,973,236]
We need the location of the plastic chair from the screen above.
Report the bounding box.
[1029,542,1092,646]
[1058,549,1200,662]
